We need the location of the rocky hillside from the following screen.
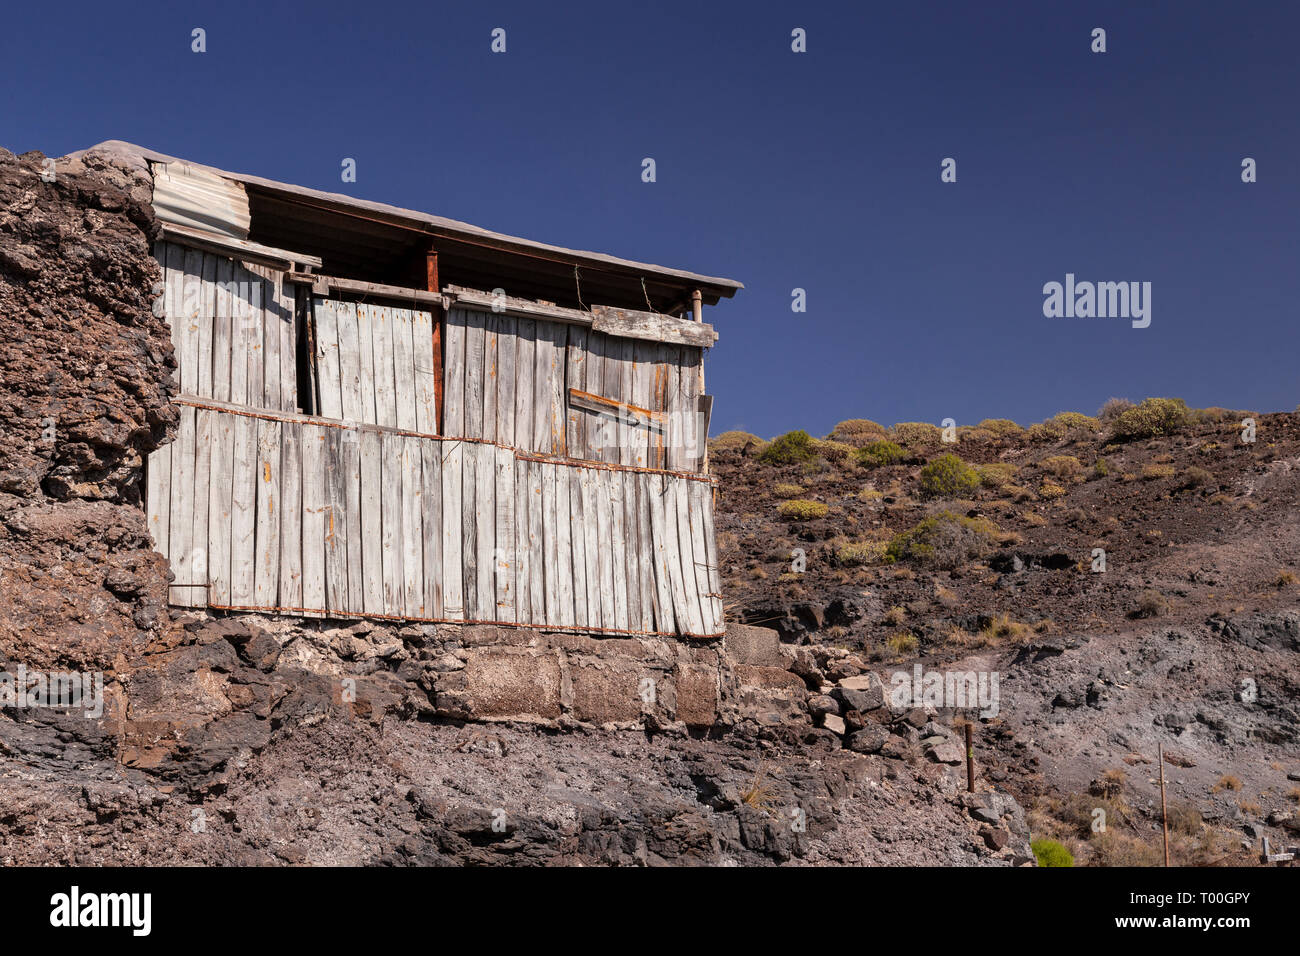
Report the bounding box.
[710,407,1300,865]
[0,145,1032,867]
[2,142,1291,867]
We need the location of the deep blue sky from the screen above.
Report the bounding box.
[3,1,1296,438]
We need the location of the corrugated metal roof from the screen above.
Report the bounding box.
[150,160,251,239]
[74,140,743,299]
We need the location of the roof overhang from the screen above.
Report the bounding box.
[73,141,743,314]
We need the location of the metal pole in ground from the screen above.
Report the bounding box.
[965,722,975,793]
[1159,743,1170,867]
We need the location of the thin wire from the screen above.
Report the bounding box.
[574,264,587,311]
[640,276,655,314]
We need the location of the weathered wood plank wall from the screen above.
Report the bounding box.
[146,404,722,637]
[445,307,705,473]
[153,240,298,415]
[145,253,720,638]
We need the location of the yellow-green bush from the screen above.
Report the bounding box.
[811,438,855,464]
[1040,455,1083,478]
[884,511,999,569]
[834,539,886,566]
[976,462,1018,487]
[710,431,767,454]
[919,453,981,499]
[1111,398,1190,441]
[760,430,817,465]
[1031,839,1075,867]
[890,422,942,447]
[773,482,805,499]
[855,439,907,468]
[1039,481,1067,499]
[777,499,829,521]
[978,418,1024,439]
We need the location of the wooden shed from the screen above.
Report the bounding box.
[92,142,742,639]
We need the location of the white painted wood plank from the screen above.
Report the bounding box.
[631,341,655,469]
[532,320,554,453]
[555,464,574,628]
[402,435,424,617]
[443,309,466,436]
[259,272,281,412]
[228,259,249,406]
[197,254,216,399]
[189,407,214,608]
[168,406,196,606]
[323,428,348,614]
[372,305,398,427]
[277,271,297,413]
[513,318,535,450]
[687,480,714,632]
[674,476,705,635]
[664,346,685,471]
[212,257,233,403]
[579,467,602,628]
[413,308,437,434]
[474,443,495,620]
[205,413,232,607]
[441,440,464,619]
[513,456,530,625]
[549,324,569,455]
[342,428,364,614]
[636,474,656,633]
[541,462,559,626]
[254,417,282,608]
[681,348,704,472]
[481,314,498,443]
[146,445,172,561]
[161,243,183,389]
[657,473,689,636]
[393,306,418,432]
[592,467,615,628]
[300,424,326,614]
[698,480,724,633]
[356,303,378,425]
[380,431,404,616]
[359,429,384,616]
[494,316,516,447]
[278,421,303,610]
[244,263,265,412]
[568,467,588,630]
[494,445,514,623]
[463,310,486,440]
[180,247,203,397]
[646,472,676,634]
[621,469,642,631]
[527,458,545,624]
[229,411,257,607]
[460,439,478,619]
[313,297,342,419]
[336,300,364,424]
[421,439,443,618]
[565,327,588,458]
[608,466,628,630]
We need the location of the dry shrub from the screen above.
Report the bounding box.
[827,418,888,445]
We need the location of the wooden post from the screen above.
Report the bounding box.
[691,289,703,323]
[965,722,975,793]
[427,249,444,433]
[1159,743,1170,867]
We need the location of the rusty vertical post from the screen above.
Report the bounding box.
[426,248,443,433]
[965,722,975,793]
[691,288,702,323]
[1159,743,1170,867]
